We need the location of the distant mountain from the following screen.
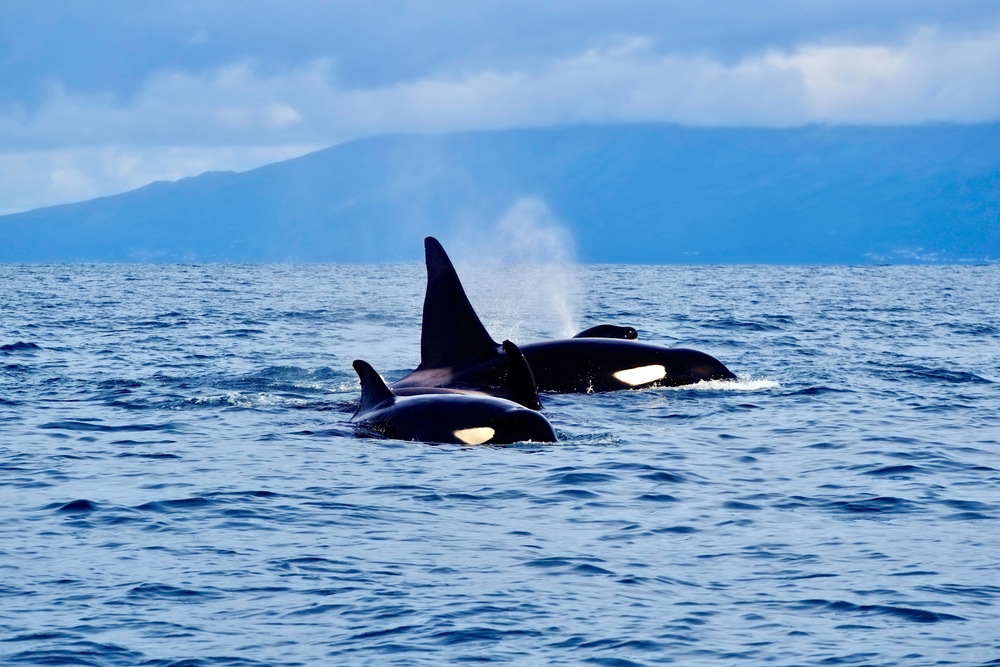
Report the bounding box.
[2,124,999,263]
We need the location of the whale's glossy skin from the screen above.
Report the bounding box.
[392,237,736,395]
[352,360,556,445]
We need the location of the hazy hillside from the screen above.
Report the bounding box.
[2,124,998,263]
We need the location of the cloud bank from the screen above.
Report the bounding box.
[3,24,1000,212]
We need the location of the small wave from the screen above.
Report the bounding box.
[869,361,993,384]
[522,556,609,570]
[141,656,301,666]
[723,500,762,510]
[937,322,1000,336]
[638,493,679,502]
[794,598,964,623]
[654,525,698,534]
[280,309,331,320]
[0,341,41,352]
[136,497,213,513]
[54,499,98,512]
[944,511,994,520]
[825,495,918,515]
[431,626,544,645]
[97,378,143,388]
[131,320,179,329]
[938,499,995,512]
[906,368,992,384]
[3,363,32,372]
[552,488,600,499]
[4,642,144,666]
[221,328,265,336]
[546,471,618,485]
[110,439,177,445]
[2,631,81,642]
[116,452,181,459]
[127,583,222,601]
[862,464,928,477]
[917,584,1000,599]
[39,421,178,433]
[204,490,279,501]
[285,603,349,616]
[294,427,357,438]
[702,317,782,331]
[638,471,687,484]
[789,386,850,395]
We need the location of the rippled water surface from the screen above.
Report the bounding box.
[2,263,999,667]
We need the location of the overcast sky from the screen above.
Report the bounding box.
[3,0,1000,214]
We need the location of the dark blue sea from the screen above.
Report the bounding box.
[2,262,999,667]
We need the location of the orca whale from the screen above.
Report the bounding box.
[391,237,736,395]
[351,359,556,445]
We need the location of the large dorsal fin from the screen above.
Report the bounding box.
[501,340,541,410]
[419,237,500,370]
[352,359,396,416]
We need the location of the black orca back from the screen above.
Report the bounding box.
[419,237,500,370]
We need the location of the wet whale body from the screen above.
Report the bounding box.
[392,237,736,395]
[351,359,556,445]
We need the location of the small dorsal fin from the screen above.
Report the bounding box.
[501,340,541,410]
[419,237,500,370]
[573,324,638,340]
[352,360,395,415]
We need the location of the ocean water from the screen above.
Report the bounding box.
[1,262,999,667]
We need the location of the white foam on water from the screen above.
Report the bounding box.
[332,379,363,393]
[188,392,310,408]
[652,375,781,391]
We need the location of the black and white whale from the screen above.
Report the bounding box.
[391,237,736,395]
[351,358,556,445]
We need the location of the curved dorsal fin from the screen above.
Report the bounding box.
[419,237,499,370]
[352,359,395,415]
[573,324,638,340]
[501,340,541,410]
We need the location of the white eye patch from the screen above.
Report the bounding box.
[453,427,496,445]
[613,364,667,386]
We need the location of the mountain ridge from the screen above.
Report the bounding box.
[2,124,998,263]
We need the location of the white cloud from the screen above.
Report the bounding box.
[6,25,1000,146]
[2,24,1000,211]
[356,26,1000,127]
[762,27,1000,122]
